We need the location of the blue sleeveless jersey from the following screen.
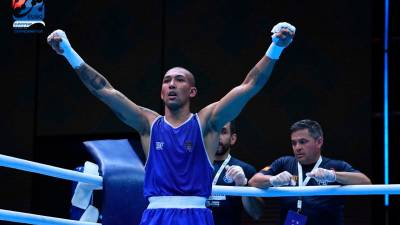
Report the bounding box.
[144,113,213,198]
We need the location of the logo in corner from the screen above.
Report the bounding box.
[12,0,45,33]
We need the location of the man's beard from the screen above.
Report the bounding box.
[216,143,230,156]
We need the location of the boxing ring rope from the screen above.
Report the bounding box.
[2,152,400,225]
[212,184,400,197]
[0,209,100,225]
[0,154,102,186]
[2,153,400,197]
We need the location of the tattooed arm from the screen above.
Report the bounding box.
[74,64,159,134]
[199,23,295,159]
[199,23,296,134]
[47,30,159,136]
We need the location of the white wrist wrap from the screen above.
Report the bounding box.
[62,44,84,69]
[71,162,102,209]
[265,42,285,60]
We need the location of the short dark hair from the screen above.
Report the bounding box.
[228,120,237,134]
[290,119,323,140]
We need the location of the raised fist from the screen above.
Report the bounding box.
[47,29,72,55]
[270,22,296,47]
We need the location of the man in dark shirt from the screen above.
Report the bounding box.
[207,121,264,225]
[249,119,371,225]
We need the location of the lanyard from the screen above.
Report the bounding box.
[212,154,231,185]
[296,156,322,211]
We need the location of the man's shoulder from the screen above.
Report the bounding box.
[196,103,220,131]
[322,156,356,170]
[322,156,346,166]
[257,155,296,175]
[274,155,296,163]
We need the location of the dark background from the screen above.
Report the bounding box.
[0,0,399,224]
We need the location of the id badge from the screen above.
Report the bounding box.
[284,210,307,225]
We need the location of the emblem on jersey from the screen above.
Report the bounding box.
[155,141,164,150]
[184,141,193,152]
